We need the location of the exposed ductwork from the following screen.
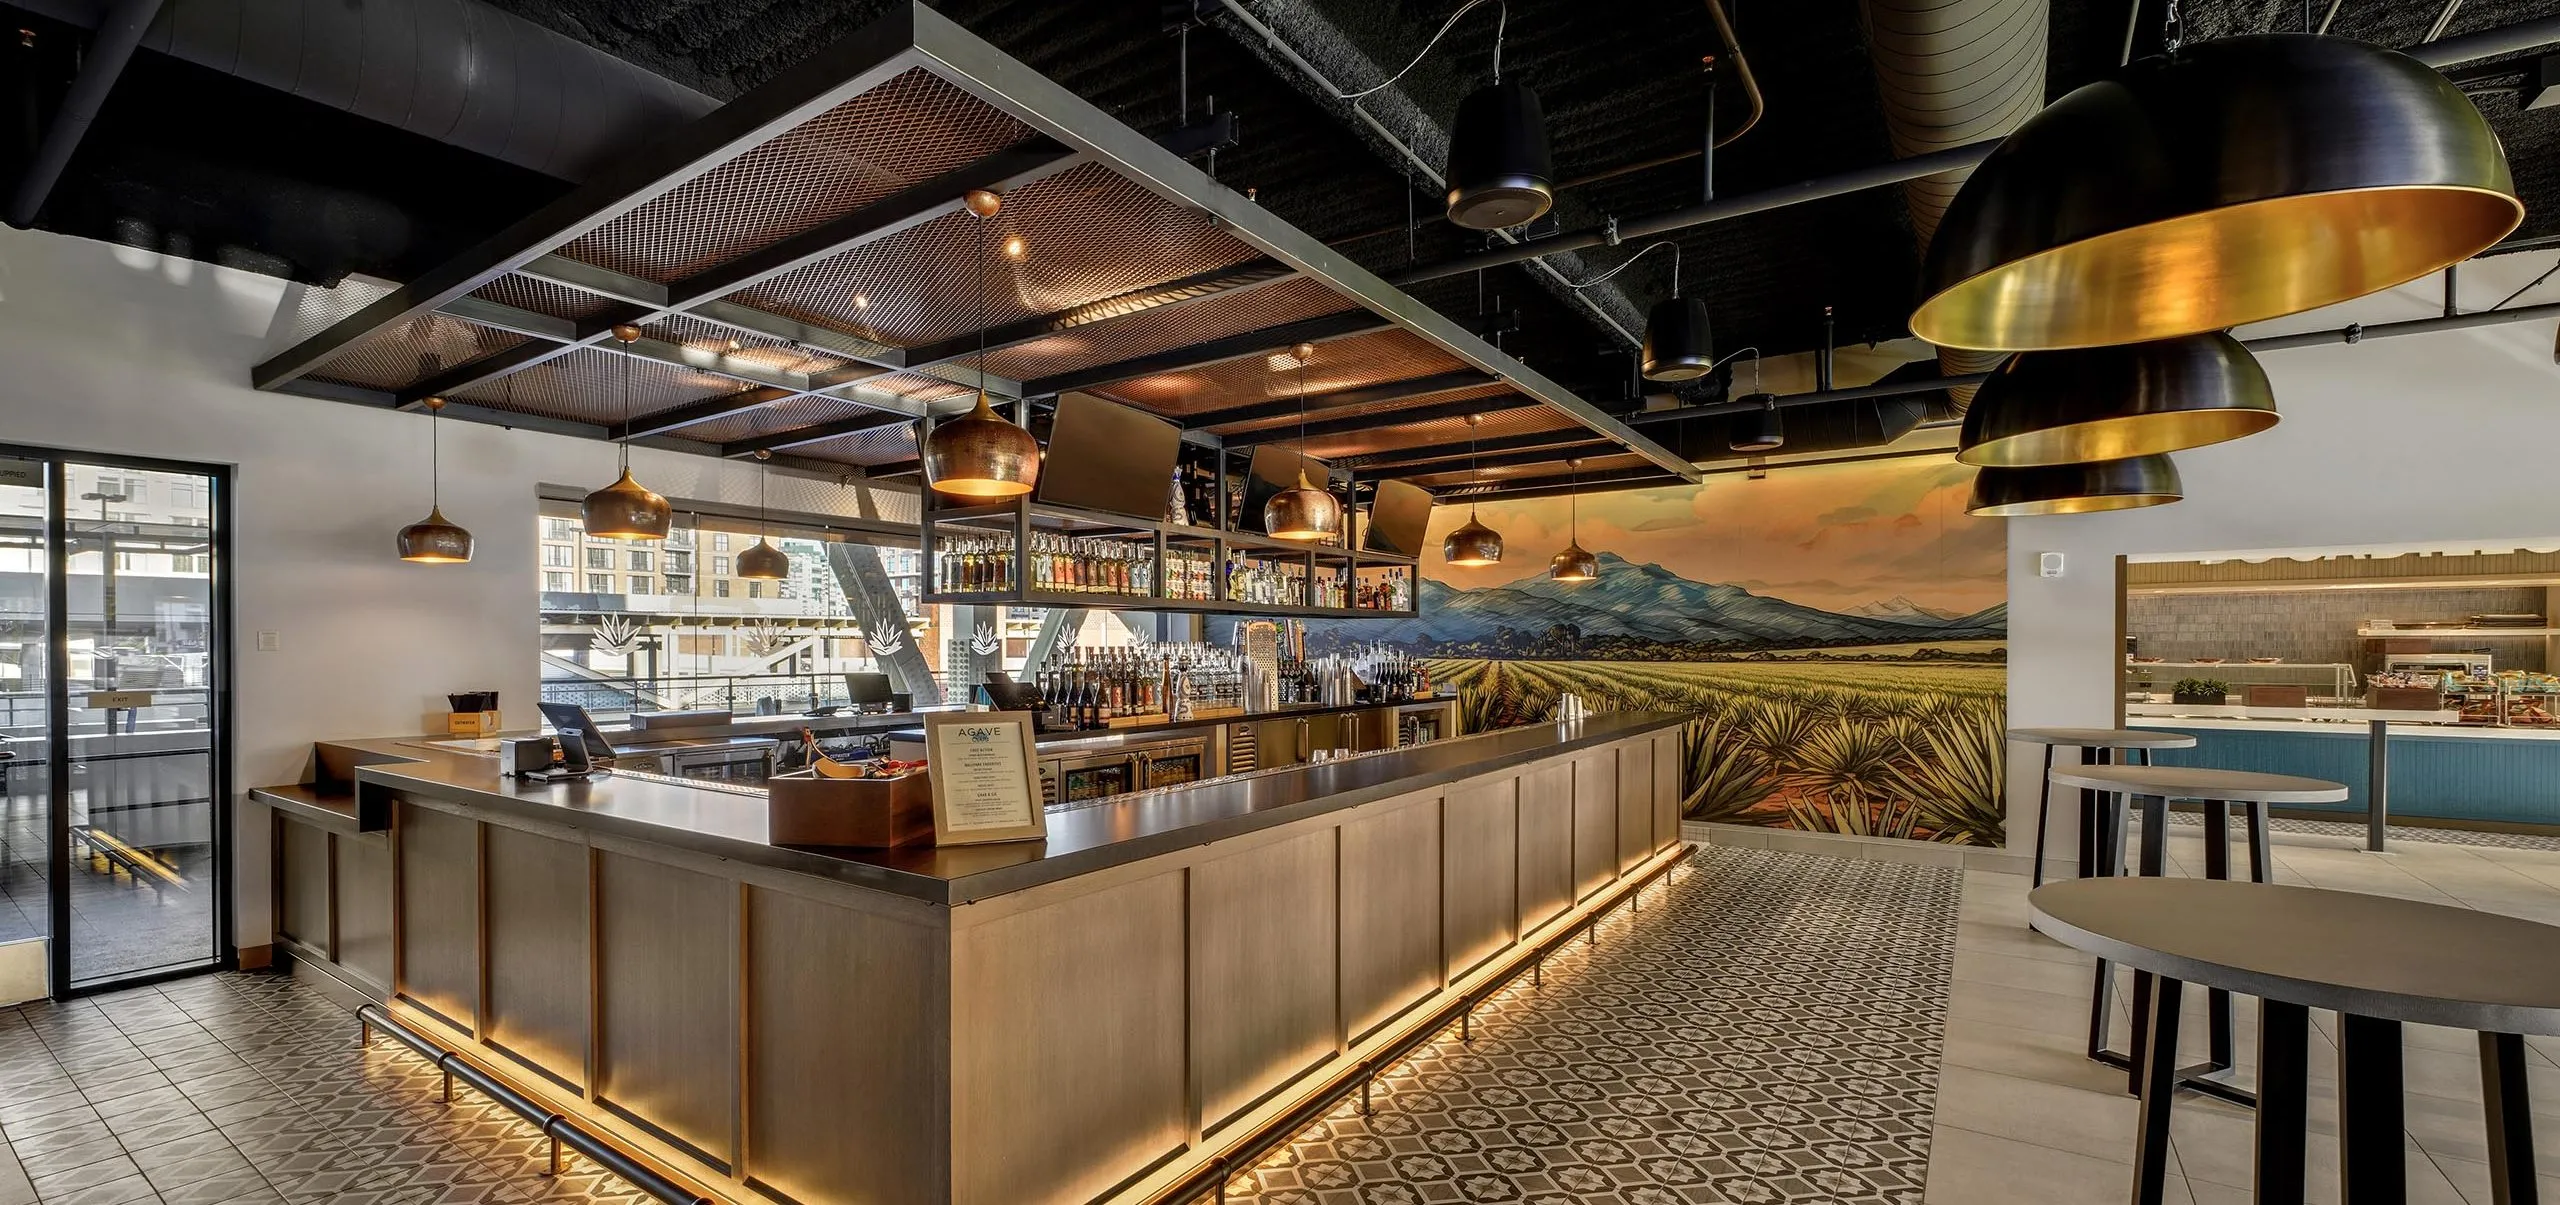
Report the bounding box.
[15,0,717,184]
[1860,0,2047,410]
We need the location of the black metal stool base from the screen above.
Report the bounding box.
[2088,793,2272,1103]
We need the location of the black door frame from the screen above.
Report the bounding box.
[3,441,236,999]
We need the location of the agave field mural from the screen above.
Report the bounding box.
[1293,457,2007,844]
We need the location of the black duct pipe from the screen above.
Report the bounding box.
[1383,17,2560,291]
[15,0,715,183]
[7,0,162,227]
[357,1006,715,1205]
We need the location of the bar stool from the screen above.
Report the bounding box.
[2049,764,2350,1102]
[2006,728,2198,886]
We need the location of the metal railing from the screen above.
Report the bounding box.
[539,670,902,719]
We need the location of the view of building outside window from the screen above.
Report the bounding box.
[536,507,1063,718]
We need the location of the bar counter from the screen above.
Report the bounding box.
[254,711,1690,1205]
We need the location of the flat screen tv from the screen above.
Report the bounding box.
[1035,392,1181,519]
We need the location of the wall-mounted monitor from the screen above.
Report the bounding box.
[1238,445,1336,537]
[1036,392,1181,519]
[1363,479,1434,557]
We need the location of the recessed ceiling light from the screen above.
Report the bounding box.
[1002,234,1027,260]
[854,293,871,309]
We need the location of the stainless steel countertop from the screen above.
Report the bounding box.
[324,711,1679,907]
[879,696,1457,754]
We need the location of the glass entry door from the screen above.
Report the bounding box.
[0,449,229,997]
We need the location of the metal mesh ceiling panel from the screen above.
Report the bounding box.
[844,371,974,405]
[679,396,896,445]
[1404,452,1654,490]
[799,423,919,467]
[977,276,1349,383]
[1099,328,1470,418]
[641,313,857,380]
[304,314,529,392]
[1307,406,1585,463]
[730,161,1265,348]
[1206,381,1527,438]
[449,346,747,425]
[472,273,621,324]
[559,69,1037,284]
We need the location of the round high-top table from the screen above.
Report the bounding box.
[2009,728,2199,886]
[2045,764,2349,1100]
[2032,877,2560,1205]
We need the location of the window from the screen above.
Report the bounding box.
[666,528,694,549]
[543,545,573,568]
[173,555,208,574]
[586,547,612,569]
[544,571,571,591]
[587,573,614,593]
[713,579,731,598]
[629,576,653,595]
[665,575,693,595]
[713,556,730,576]
[114,553,140,570]
[748,581,763,599]
[666,551,692,574]
[714,533,731,552]
[166,482,197,508]
[628,549,653,572]
[544,518,575,540]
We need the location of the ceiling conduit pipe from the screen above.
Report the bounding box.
[1860,0,2046,410]
[11,0,717,183]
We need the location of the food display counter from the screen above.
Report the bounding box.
[2126,701,2560,838]
[250,711,1686,1205]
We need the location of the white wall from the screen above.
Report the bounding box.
[0,227,907,952]
[2005,251,2560,862]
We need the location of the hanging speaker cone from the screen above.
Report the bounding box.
[1912,34,2520,352]
[924,391,1042,498]
[1445,78,1554,230]
[1640,295,1715,382]
[1730,395,1784,452]
[1965,454,2184,517]
[1960,333,2278,468]
[1442,513,1505,566]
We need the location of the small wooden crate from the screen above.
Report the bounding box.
[2243,685,2309,708]
[2368,686,2446,712]
[446,710,503,737]
[766,769,935,847]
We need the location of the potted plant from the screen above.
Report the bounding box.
[2171,677,2230,706]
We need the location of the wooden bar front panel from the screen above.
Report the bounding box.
[483,825,589,1089]
[596,851,737,1170]
[751,888,951,1205]
[395,801,478,1029]
[1571,751,1619,899]
[1192,828,1339,1134]
[1616,740,1654,872]
[1652,729,1681,849]
[1339,792,1444,1041]
[951,871,1187,1205]
[1516,761,1574,932]
[1442,776,1519,979]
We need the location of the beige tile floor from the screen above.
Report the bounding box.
[1930,820,2560,1204]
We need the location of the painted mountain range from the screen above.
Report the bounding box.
[1304,552,2004,656]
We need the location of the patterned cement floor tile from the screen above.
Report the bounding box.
[1228,846,1959,1205]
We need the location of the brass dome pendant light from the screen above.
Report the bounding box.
[582,324,673,541]
[396,397,474,563]
[1547,458,1598,583]
[923,189,1041,498]
[1264,343,1344,542]
[1912,32,2520,352]
[1959,332,2278,468]
[1965,454,2185,517]
[1441,413,1505,566]
[736,450,791,581]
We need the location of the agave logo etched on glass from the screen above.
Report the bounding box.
[970,622,1001,657]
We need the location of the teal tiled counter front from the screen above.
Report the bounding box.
[2134,723,2560,828]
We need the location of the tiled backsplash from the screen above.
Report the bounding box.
[2126,586,2551,673]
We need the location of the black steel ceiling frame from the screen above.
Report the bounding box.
[1352,427,1619,473]
[1192,368,1499,429]
[896,5,1703,482]
[1220,395,1552,447]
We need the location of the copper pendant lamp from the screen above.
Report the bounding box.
[1547,458,1598,582]
[1441,413,1505,566]
[1965,454,2184,517]
[1912,34,2520,353]
[736,450,791,580]
[924,189,1042,499]
[1959,333,2278,468]
[582,324,673,540]
[1264,344,1344,542]
[396,397,474,563]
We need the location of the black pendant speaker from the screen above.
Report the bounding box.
[1445,79,1554,231]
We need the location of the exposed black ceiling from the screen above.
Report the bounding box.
[6,0,2560,402]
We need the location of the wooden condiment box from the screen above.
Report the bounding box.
[766,768,934,848]
[2243,685,2309,708]
[446,710,503,736]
